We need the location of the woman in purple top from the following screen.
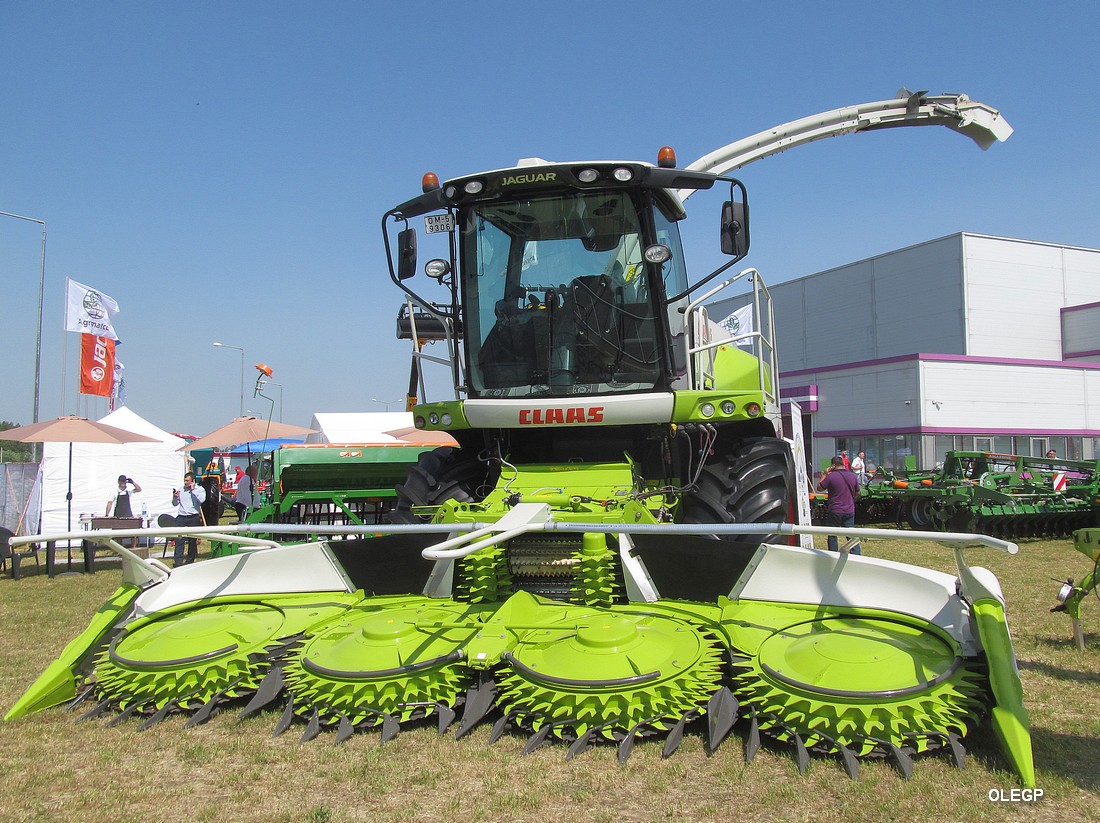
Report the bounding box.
[817,456,861,554]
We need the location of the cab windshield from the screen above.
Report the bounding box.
[461,191,663,397]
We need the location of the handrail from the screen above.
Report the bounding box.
[12,519,1016,556]
[403,298,464,401]
[684,267,778,410]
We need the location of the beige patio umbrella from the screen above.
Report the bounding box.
[181,418,320,521]
[0,416,160,535]
[180,416,318,452]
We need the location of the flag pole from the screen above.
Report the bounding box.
[0,212,46,459]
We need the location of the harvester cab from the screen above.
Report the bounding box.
[389,155,755,399]
[383,151,787,543]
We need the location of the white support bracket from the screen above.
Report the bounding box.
[421,503,552,560]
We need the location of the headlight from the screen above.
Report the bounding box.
[577,168,600,183]
[644,244,672,263]
[612,167,633,182]
[720,400,736,415]
[425,259,450,278]
[464,180,485,195]
[440,413,453,426]
[700,402,715,418]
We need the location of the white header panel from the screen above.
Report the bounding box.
[463,392,675,428]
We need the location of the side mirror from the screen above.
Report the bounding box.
[720,200,749,258]
[397,228,418,280]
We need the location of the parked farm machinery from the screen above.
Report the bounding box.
[248,442,442,528]
[204,441,444,555]
[809,473,906,525]
[5,91,1034,785]
[1052,527,1100,650]
[894,451,1100,538]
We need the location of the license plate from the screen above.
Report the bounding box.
[425,214,454,233]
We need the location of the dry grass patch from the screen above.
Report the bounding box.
[0,536,1097,822]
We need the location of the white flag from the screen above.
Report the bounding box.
[717,304,754,348]
[64,277,120,339]
[113,360,126,406]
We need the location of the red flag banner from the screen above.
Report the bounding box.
[79,334,116,396]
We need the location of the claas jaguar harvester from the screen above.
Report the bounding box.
[6,91,1034,786]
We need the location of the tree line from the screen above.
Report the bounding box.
[0,422,34,462]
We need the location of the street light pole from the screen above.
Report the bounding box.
[371,397,404,411]
[212,342,245,416]
[1,212,46,462]
[265,382,284,422]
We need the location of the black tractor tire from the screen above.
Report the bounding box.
[680,436,793,550]
[906,497,935,530]
[390,446,495,523]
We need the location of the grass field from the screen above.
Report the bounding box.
[0,535,1097,823]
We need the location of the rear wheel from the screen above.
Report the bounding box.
[680,437,793,549]
[906,497,935,530]
[390,446,495,523]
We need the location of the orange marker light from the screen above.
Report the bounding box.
[657,146,677,168]
[422,172,440,192]
[255,363,273,377]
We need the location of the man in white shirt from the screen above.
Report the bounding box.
[234,465,255,523]
[170,472,207,566]
[851,451,868,485]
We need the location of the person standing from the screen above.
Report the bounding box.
[817,456,861,554]
[839,449,851,470]
[234,465,255,523]
[105,474,142,517]
[850,451,867,485]
[171,472,206,566]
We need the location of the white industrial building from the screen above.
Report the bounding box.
[712,233,1100,473]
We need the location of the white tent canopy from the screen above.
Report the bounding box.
[36,406,188,536]
[305,412,415,444]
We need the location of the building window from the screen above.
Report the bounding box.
[840,435,917,475]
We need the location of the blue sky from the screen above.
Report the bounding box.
[2,1,1097,437]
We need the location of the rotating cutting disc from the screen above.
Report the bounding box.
[731,615,985,757]
[93,603,290,712]
[496,605,726,741]
[281,599,477,729]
